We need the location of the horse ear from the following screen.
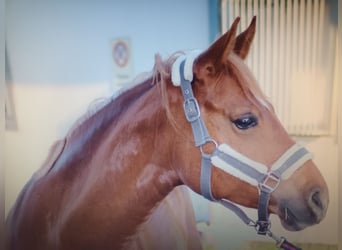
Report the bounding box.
[234,16,257,59]
[194,17,240,76]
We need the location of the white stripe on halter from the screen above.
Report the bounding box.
[212,143,313,187]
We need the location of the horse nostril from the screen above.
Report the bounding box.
[311,190,323,209]
[307,187,329,224]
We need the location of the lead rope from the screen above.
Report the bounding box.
[172,53,303,250]
[219,199,302,250]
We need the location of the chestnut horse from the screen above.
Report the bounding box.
[6,17,328,250]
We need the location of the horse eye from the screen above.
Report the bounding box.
[232,115,258,130]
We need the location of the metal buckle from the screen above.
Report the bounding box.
[260,172,280,193]
[256,220,271,235]
[183,97,200,122]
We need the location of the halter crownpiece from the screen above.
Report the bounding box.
[171,53,308,250]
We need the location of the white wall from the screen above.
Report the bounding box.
[5,1,339,249]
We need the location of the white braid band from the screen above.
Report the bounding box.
[171,50,202,86]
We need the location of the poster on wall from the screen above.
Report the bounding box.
[111,37,134,87]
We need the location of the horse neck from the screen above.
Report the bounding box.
[56,80,182,243]
[101,83,181,201]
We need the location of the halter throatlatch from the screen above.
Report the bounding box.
[171,53,308,250]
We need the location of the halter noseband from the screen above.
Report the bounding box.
[171,53,309,249]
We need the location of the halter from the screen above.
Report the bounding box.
[171,52,309,250]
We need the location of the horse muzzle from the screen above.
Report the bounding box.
[277,177,329,231]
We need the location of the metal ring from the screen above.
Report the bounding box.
[200,139,218,157]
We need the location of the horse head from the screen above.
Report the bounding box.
[168,17,329,232]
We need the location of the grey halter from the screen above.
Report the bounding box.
[171,53,312,244]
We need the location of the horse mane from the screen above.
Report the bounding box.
[152,52,183,128]
[62,50,191,142]
[64,73,156,142]
[65,72,153,138]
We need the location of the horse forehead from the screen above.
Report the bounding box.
[211,70,272,115]
[205,76,253,109]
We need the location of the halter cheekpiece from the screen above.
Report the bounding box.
[171,52,309,250]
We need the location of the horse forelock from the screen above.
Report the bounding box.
[226,53,272,111]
